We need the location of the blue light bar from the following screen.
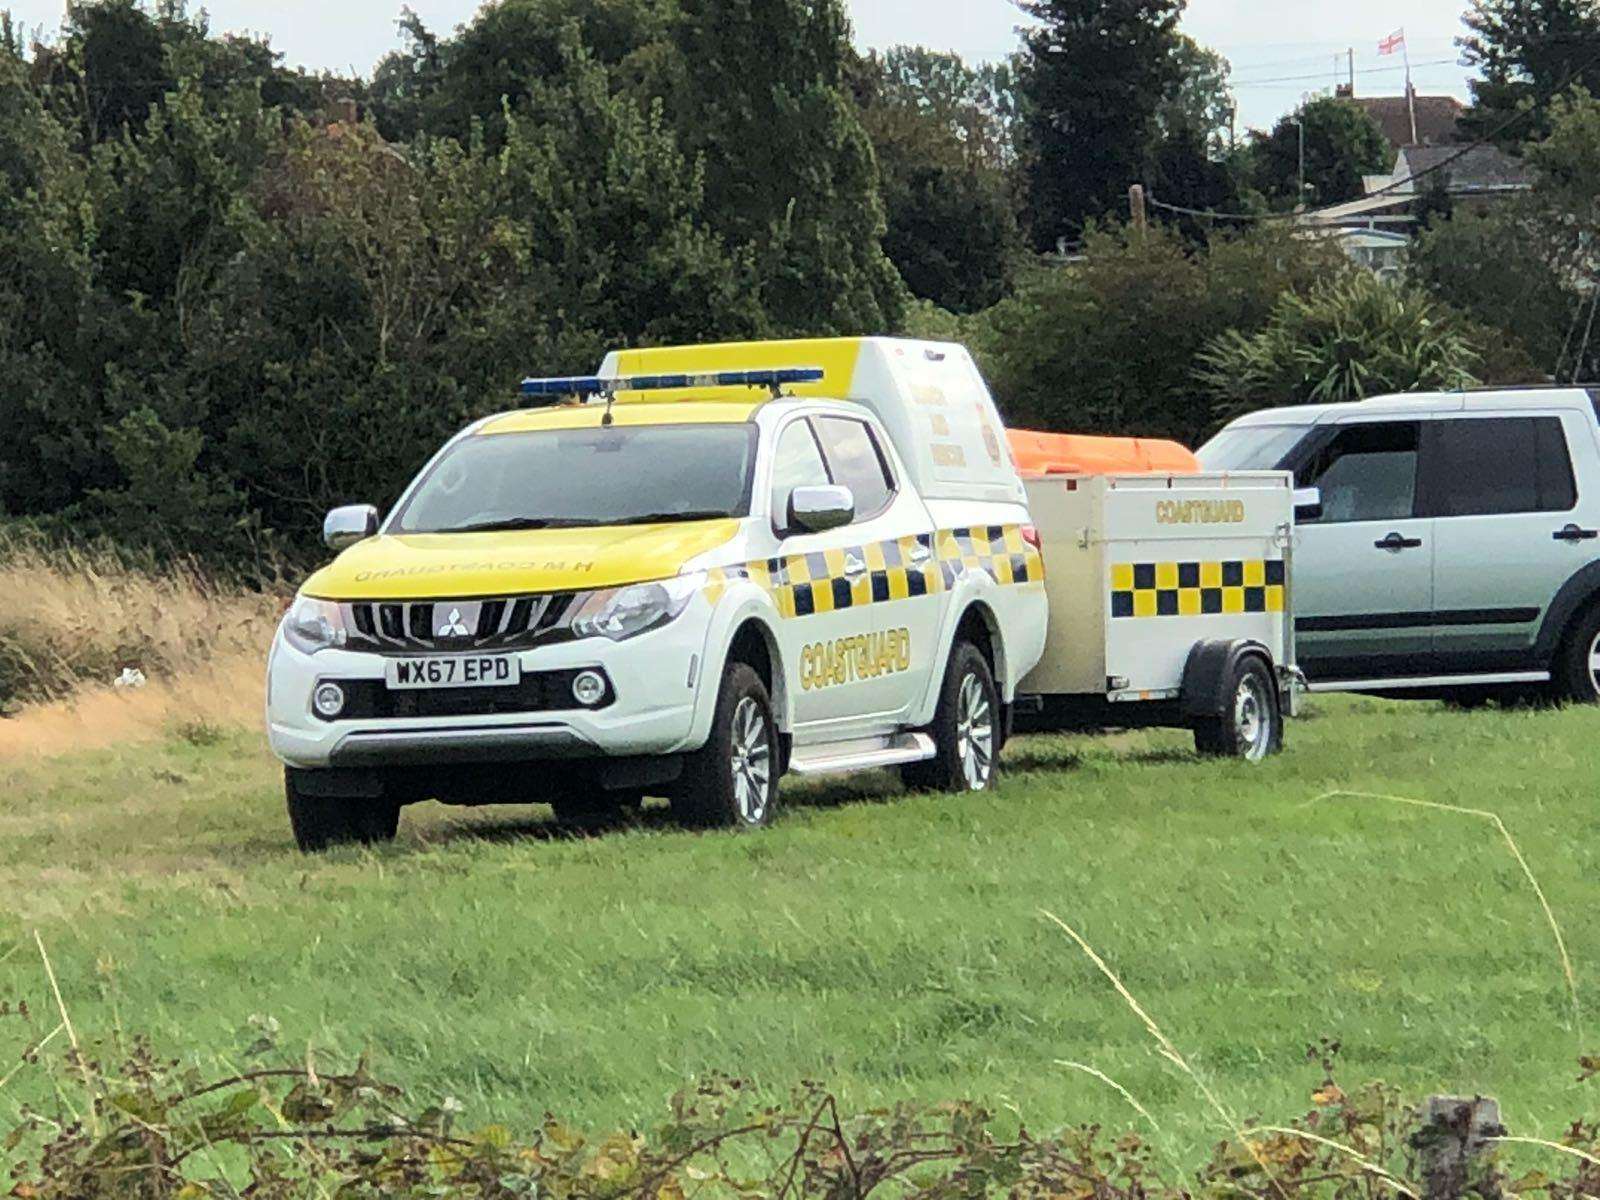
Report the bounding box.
[519,367,826,399]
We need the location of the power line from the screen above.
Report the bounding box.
[1230,58,1457,88]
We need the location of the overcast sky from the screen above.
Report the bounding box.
[3,0,1478,130]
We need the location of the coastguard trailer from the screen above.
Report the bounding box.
[1016,462,1300,760]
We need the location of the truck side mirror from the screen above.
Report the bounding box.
[1293,487,1322,523]
[324,504,380,550]
[787,485,855,535]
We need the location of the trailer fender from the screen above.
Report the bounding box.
[1179,639,1275,719]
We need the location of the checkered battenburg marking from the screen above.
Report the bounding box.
[1110,559,1285,619]
[705,526,1044,617]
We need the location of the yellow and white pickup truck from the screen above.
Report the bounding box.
[267,338,1051,849]
[268,336,1299,850]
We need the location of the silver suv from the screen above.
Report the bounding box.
[1199,388,1600,702]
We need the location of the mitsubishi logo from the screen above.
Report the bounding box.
[437,608,471,638]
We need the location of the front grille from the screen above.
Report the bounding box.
[328,669,613,722]
[343,593,575,654]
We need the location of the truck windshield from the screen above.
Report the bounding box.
[391,424,758,534]
[1196,424,1309,472]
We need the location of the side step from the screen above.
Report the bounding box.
[787,732,936,778]
[1305,670,1549,693]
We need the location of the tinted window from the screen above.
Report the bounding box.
[393,424,756,533]
[815,417,895,517]
[1423,417,1576,517]
[1301,422,1419,524]
[770,420,831,523]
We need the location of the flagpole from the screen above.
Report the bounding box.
[1402,27,1418,144]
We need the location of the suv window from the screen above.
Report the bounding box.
[1298,422,1420,524]
[1421,417,1577,516]
[814,417,895,518]
[770,420,831,524]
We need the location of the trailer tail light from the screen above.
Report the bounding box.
[1020,524,1042,551]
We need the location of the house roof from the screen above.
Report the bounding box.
[1393,144,1532,193]
[1350,93,1465,148]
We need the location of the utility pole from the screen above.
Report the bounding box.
[1128,183,1147,231]
[1291,116,1306,210]
[1348,47,1355,95]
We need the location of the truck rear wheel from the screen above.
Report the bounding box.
[672,662,779,829]
[1553,604,1600,703]
[1193,656,1282,762]
[902,641,1000,794]
[285,770,401,853]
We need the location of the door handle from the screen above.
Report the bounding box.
[843,553,868,578]
[1553,523,1599,542]
[908,543,933,566]
[1374,532,1423,552]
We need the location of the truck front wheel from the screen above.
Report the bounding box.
[902,641,1000,794]
[672,661,779,829]
[285,770,401,853]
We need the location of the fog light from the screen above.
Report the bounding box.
[313,682,347,719]
[571,670,607,707]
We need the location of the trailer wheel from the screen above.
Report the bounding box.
[902,641,1000,793]
[1193,656,1282,762]
[285,770,401,853]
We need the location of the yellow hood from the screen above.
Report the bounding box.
[301,520,740,601]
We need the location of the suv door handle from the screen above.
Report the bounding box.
[843,552,868,578]
[908,543,933,566]
[1553,523,1599,542]
[1374,532,1423,552]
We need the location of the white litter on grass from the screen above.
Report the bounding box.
[114,667,148,690]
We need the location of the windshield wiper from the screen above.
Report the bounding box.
[444,517,590,534]
[617,511,731,526]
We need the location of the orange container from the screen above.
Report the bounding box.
[1006,429,1199,478]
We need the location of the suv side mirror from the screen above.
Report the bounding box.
[324,504,380,550]
[1293,487,1323,523]
[787,485,855,535]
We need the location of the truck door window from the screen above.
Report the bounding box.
[1299,422,1420,524]
[770,420,831,524]
[1420,417,1576,516]
[814,417,895,519]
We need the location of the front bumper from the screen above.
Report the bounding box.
[266,615,710,771]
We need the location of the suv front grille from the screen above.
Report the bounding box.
[343,594,575,654]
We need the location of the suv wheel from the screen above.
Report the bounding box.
[672,662,778,829]
[1193,656,1283,762]
[1555,605,1600,703]
[902,641,1000,793]
[285,770,402,853]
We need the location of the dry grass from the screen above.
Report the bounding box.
[0,534,280,754]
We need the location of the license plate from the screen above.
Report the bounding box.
[385,655,520,690]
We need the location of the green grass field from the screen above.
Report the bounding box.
[2,697,1597,1161]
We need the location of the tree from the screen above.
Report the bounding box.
[1251,96,1390,209]
[853,47,1023,312]
[971,223,1344,444]
[1016,0,1186,250]
[1155,36,1235,158]
[1198,272,1480,414]
[1459,0,1600,146]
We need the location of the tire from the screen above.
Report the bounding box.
[285,770,401,853]
[1554,605,1600,704]
[672,662,779,829]
[901,641,1000,794]
[1193,655,1283,762]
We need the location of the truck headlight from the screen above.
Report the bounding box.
[282,595,348,655]
[569,573,704,642]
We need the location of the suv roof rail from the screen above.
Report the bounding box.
[1450,382,1600,393]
